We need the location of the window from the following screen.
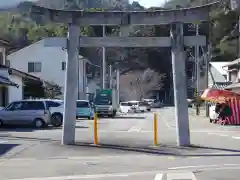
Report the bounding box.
[5,101,24,111]
[22,101,45,110]
[46,101,62,109]
[77,101,89,108]
[0,52,3,65]
[120,102,128,106]
[6,60,10,67]
[139,102,148,106]
[28,62,41,73]
[62,62,66,70]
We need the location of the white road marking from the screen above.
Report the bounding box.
[0,140,7,143]
[154,173,165,180]
[128,127,141,132]
[168,164,240,170]
[5,170,165,180]
[167,172,197,180]
[1,155,151,162]
[232,136,240,139]
[207,132,228,137]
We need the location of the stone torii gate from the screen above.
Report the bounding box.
[30,2,217,146]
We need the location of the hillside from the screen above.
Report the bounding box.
[0,0,237,99]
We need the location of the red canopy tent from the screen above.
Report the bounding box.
[201,88,240,125]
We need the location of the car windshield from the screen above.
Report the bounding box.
[4,101,23,111]
[46,101,63,108]
[121,102,129,106]
[95,93,112,105]
[77,101,89,108]
[128,102,138,106]
[139,102,148,106]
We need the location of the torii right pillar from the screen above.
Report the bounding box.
[170,22,190,146]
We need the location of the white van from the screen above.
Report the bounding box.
[119,102,132,113]
[128,101,140,112]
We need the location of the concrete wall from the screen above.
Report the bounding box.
[8,75,23,103]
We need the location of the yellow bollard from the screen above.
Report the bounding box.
[93,113,98,145]
[153,113,158,146]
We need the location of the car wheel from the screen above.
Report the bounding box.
[0,120,3,127]
[209,119,213,123]
[147,109,151,112]
[33,118,44,129]
[51,113,63,127]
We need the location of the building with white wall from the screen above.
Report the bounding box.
[7,38,100,99]
[0,38,41,105]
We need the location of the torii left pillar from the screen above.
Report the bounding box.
[62,24,79,145]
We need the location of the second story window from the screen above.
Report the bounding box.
[28,62,41,73]
[62,62,66,70]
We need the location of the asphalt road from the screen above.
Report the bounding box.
[0,107,240,179]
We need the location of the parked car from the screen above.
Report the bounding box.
[139,101,149,112]
[128,101,142,112]
[0,99,62,128]
[151,100,164,108]
[142,99,155,106]
[76,100,94,119]
[119,102,132,113]
[50,100,94,126]
[143,99,163,109]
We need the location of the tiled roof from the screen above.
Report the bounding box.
[0,75,18,87]
[212,82,232,89]
[225,83,240,89]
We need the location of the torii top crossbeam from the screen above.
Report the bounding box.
[30,1,219,25]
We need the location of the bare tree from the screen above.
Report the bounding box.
[120,69,165,101]
[43,81,62,99]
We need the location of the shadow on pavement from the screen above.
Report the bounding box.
[74,142,240,157]
[75,126,88,129]
[0,126,35,132]
[1,134,240,158]
[0,125,88,132]
[0,143,19,157]
[103,116,146,119]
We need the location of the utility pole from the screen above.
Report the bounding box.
[195,24,200,116]
[116,67,120,104]
[102,25,106,89]
[205,45,210,117]
[62,24,79,145]
[170,22,190,146]
[109,65,112,88]
[78,59,86,100]
[205,21,212,117]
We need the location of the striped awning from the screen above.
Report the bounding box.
[207,82,232,105]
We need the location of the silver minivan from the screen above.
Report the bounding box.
[0,100,55,128]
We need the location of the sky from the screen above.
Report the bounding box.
[130,0,166,8]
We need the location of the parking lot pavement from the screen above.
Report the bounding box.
[1,144,240,180]
[2,110,240,179]
[2,108,240,155]
[157,107,240,153]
